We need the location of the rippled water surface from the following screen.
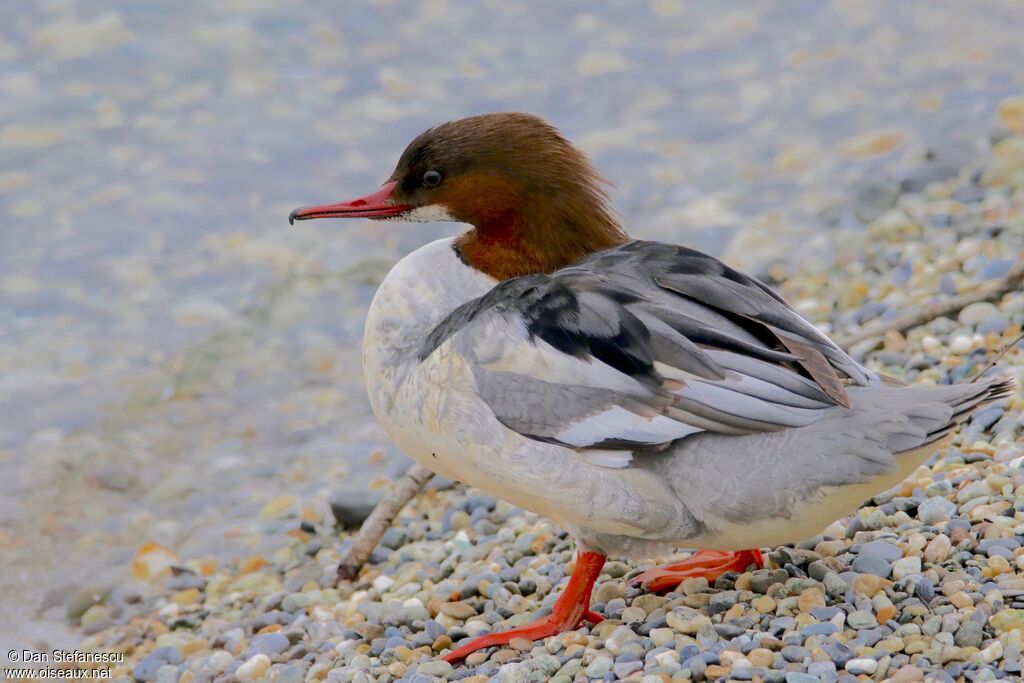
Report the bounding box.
[3,0,1024,648]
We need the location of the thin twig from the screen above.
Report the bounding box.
[835,254,1024,350]
[970,329,1024,382]
[336,463,435,583]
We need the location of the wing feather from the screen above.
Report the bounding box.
[423,240,877,461]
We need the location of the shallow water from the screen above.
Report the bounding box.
[2,0,1024,649]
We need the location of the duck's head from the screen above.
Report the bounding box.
[290,112,627,280]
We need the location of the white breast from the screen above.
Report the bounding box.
[361,237,685,538]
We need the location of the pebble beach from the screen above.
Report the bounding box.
[5,2,1024,683]
[69,124,1024,683]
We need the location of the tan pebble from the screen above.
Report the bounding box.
[172,588,200,605]
[432,635,452,651]
[754,596,776,613]
[798,587,825,612]
[888,664,925,682]
[876,603,896,623]
[508,637,532,651]
[723,603,745,621]
[854,574,883,597]
[259,494,297,519]
[747,648,774,667]
[998,95,1024,134]
[734,572,752,591]
[235,654,270,681]
[950,526,972,544]
[924,534,951,564]
[131,541,179,582]
[490,648,519,664]
[239,555,268,574]
[704,664,731,678]
[950,591,973,609]
[255,624,281,635]
[815,540,848,557]
[465,652,488,667]
[681,577,709,595]
[439,601,478,620]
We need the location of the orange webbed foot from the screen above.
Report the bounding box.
[441,551,606,663]
[628,549,764,593]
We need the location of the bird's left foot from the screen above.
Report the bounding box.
[628,549,764,593]
[441,551,606,663]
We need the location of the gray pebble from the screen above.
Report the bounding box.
[133,648,182,683]
[858,540,903,562]
[851,554,892,578]
[918,496,957,525]
[954,621,984,648]
[248,632,289,657]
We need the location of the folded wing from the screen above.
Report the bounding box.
[419,240,876,463]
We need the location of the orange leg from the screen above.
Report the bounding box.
[628,549,764,593]
[441,551,606,663]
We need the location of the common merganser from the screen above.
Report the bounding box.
[290,112,1011,663]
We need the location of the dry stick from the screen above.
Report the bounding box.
[337,463,435,583]
[835,254,1024,350]
[336,255,1024,582]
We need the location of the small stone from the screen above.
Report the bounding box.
[807,660,837,678]
[585,654,613,678]
[954,621,984,648]
[892,556,921,580]
[666,607,711,634]
[132,648,182,682]
[248,632,288,657]
[649,627,675,647]
[924,534,952,564]
[852,554,892,578]
[979,640,1003,664]
[417,661,453,677]
[440,601,478,620]
[754,596,776,613]
[236,654,270,681]
[797,588,825,612]
[704,664,731,679]
[848,611,877,629]
[747,648,773,667]
[846,658,878,675]
[950,591,974,609]
[329,491,379,528]
[888,664,925,682]
[859,541,903,562]
[785,674,820,683]
[998,95,1024,134]
[959,302,1001,327]
[507,636,531,651]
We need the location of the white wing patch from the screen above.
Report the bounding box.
[556,405,702,448]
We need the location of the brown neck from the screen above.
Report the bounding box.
[454,198,628,281]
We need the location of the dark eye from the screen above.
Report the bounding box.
[422,170,441,188]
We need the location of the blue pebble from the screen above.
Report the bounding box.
[810,607,842,621]
[982,259,1015,280]
[248,632,289,657]
[858,540,903,562]
[785,674,821,683]
[801,623,839,637]
[851,554,892,578]
[807,661,837,679]
[132,647,182,682]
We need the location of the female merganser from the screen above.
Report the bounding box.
[290,112,1011,663]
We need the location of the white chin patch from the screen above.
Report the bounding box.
[383,205,456,223]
